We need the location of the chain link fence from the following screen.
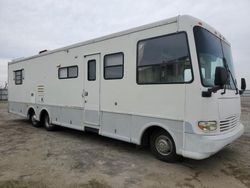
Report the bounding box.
[241,90,250,129]
[242,90,250,97]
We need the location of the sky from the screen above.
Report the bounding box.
[0,0,249,88]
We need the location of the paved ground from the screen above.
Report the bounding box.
[0,99,250,188]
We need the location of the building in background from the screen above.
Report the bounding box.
[0,82,8,101]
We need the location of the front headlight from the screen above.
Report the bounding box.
[198,121,217,132]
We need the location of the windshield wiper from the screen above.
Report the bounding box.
[222,58,238,95]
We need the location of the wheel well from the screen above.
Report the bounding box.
[141,126,169,147]
[27,108,35,117]
[39,109,49,122]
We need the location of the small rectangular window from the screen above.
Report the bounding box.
[137,32,192,84]
[14,69,23,85]
[68,66,78,78]
[88,60,96,81]
[58,66,78,79]
[59,68,67,79]
[104,52,124,79]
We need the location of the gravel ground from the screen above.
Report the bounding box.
[0,99,250,188]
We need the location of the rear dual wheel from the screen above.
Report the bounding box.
[28,111,55,131]
[43,113,55,131]
[28,112,41,127]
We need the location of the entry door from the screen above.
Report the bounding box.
[84,54,100,126]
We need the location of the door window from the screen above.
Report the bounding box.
[88,60,96,81]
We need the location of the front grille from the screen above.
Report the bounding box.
[220,115,239,132]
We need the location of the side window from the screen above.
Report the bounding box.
[68,66,78,78]
[58,66,78,79]
[59,67,67,79]
[88,60,96,81]
[104,52,124,79]
[137,32,192,84]
[14,69,23,85]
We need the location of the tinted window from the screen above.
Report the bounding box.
[58,66,78,79]
[88,60,96,81]
[104,53,124,79]
[104,66,123,79]
[14,70,23,85]
[137,32,192,84]
[194,26,236,89]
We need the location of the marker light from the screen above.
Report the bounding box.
[198,22,203,26]
[198,121,217,132]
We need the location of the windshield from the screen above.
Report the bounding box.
[194,26,236,89]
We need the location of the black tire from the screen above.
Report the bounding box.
[150,129,179,163]
[29,112,41,127]
[43,113,55,131]
[28,112,32,122]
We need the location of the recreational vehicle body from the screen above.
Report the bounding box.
[8,15,246,162]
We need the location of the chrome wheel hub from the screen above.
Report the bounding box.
[155,135,172,156]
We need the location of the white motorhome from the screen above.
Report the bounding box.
[8,15,246,162]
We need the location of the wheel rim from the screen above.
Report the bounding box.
[155,135,173,156]
[31,114,37,125]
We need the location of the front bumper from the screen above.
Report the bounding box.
[181,123,244,160]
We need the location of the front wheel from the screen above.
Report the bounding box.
[150,129,179,162]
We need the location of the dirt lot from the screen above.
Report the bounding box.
[0,99,250,188]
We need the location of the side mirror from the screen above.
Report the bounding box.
[214,67,228,88]
[202,67,228,97]
[239,78,246,95]
[241,78,246,90]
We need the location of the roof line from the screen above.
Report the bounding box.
[10,16,178,64]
